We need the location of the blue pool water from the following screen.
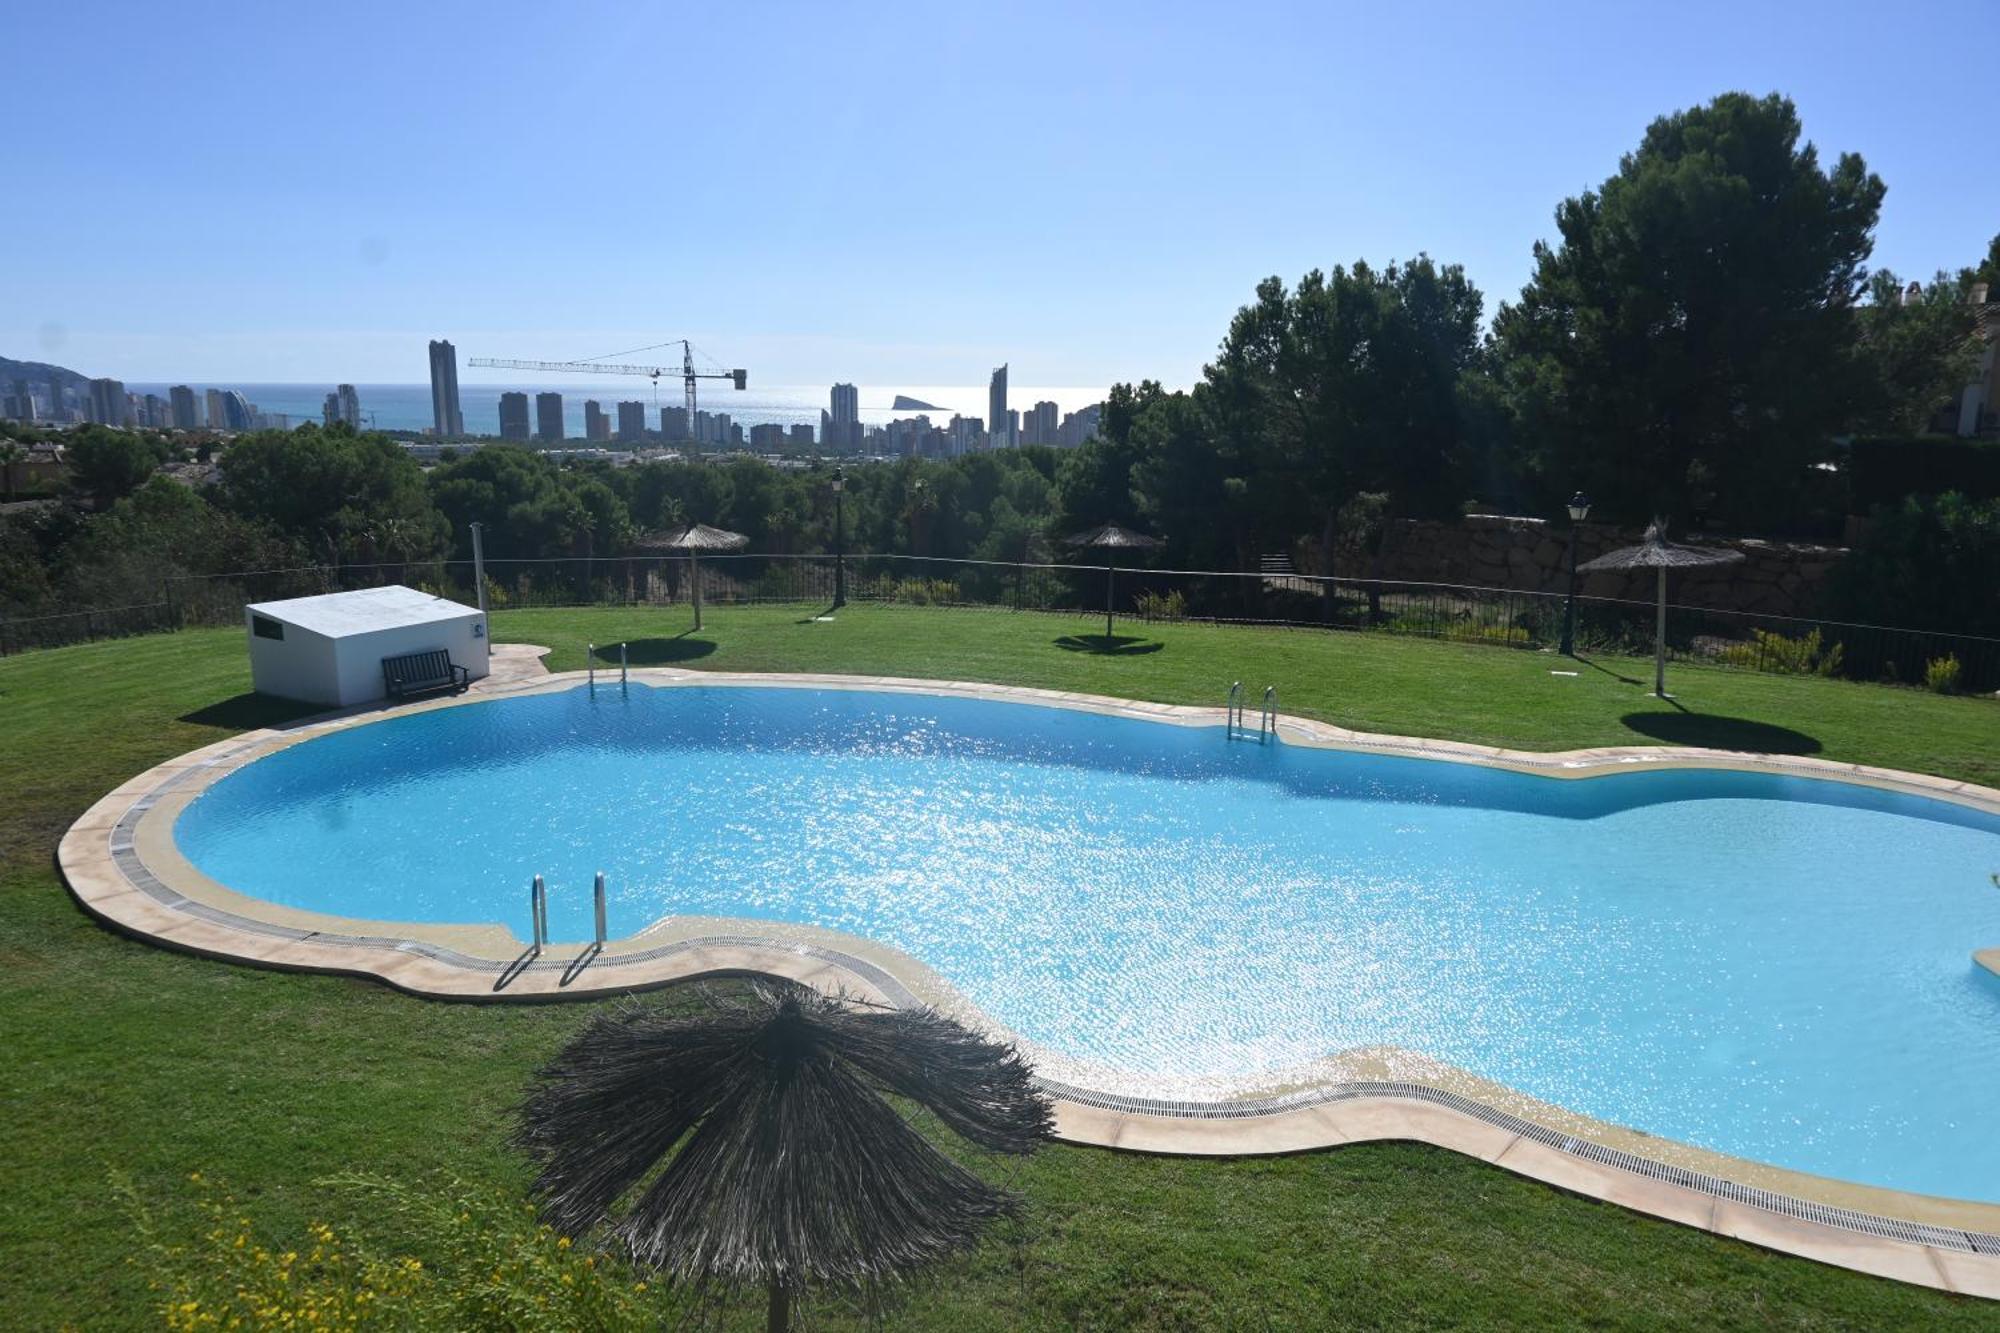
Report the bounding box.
[175,685,2000,1201]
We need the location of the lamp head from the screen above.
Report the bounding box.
[1567,492,1591,523]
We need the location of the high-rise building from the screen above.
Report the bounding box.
[498,392,531,441]
[789,423,814,449]
[988,364,1010,447]
[1024,400,1058,446]
[829,383,858,430]
[169,385,198,430]
[323,385,362,429]
[947,415,984,456]
[142,393,169,428]
[584,400,610,442]
[222,390,254,431]
[616,400,646,443]
[86,377,129,426]
[427,339,464,437]
[206,389,227,429]
[8,378,35,422]
[660,405,689,441]
[535,392,564,442]
[1056,403,1102,447]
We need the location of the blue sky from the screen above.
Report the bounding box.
[8,0,1994,390]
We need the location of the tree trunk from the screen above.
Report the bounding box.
[766,1281,792,1333]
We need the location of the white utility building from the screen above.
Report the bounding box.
[244,585,488,707]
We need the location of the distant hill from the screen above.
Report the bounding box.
[0,355,91,392]
[891,394,943,412]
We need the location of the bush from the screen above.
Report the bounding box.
[1132,588,1187,621]
[123,1171,668,1331]
[1823,492,2000,640]
[1925,653,1963,694]
[1714,627,1844,677]
[1382,614,1532,645]
[886,577,960,606]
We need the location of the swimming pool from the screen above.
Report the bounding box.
[172,683,2000,1203]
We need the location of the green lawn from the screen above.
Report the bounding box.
[4,603,1998,1329]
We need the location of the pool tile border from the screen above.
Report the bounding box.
[55,660,2000,1295]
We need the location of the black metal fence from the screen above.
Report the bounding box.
[4,552,1996,693]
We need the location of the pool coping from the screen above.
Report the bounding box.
[55,660,2000,1296]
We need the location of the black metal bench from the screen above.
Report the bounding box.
[382,648,471,699]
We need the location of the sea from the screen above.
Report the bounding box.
[124,382,1109,440]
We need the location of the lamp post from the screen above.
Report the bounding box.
[830,468,847,611]
[1560,491,1590,656]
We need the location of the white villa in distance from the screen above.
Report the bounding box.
[245,585,489,707]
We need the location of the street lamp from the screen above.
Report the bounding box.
[830,468,847,611]
[1560,490,1590,656]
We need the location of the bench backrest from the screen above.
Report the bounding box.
[383,648,453,686]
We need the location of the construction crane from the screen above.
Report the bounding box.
[467,340,746,434]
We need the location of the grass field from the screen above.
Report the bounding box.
[5,603,1999,1329]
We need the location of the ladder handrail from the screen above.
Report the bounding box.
[1261,685,1278,743]
[1226,680,1244,738]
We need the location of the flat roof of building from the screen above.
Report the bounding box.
[245,585,478,637]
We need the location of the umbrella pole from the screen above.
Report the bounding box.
[1654,566,1667,697]
[692,552,702,633]
[1104,562,1115,642]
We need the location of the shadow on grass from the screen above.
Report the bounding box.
[179,693,326,732]
[619,635,718,666]
[1053,633,1164,656]
[1570,655,1646,687]
[1619,711,1822,755]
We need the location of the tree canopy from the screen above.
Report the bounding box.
[1493,92,1885,529]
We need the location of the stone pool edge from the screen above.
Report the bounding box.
[56,661,2000,1297]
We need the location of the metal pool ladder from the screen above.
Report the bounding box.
[1227,682,1280,743]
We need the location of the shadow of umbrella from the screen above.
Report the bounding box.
[1053,634,1164,656]
[1619,711,1822,755]
[620,636,719,666]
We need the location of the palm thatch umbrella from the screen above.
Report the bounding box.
[642,523,749,631]
[1065,523,1163,641]
[514,981,1054,1332]
[1577,520,1744,697]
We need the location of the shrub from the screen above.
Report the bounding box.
[122,1171,668,1331]
[1132,588,1187,621]
[1823,492,2000,641]
[1714,627,1844,677]
[1383,614,1532,646]
[886,577,960,606]
[1925,653,1963,694]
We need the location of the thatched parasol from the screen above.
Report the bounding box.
[1577,520,1743,697]
[1065,524,1163,641]
[642,523,749,631]
[514,981,1054,1331]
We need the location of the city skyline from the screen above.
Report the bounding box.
[9,1,1995,388]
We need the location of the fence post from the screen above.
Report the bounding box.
[470,522,488,613]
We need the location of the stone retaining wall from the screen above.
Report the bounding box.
[1373,516,1844,617]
